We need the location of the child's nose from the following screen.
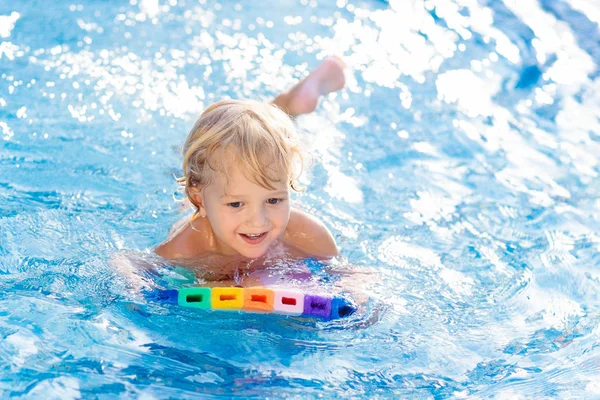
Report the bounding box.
[247,207,267,227]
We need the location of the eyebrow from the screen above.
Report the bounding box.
[220,191,288,199]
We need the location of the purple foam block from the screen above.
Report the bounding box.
[303,294,332,319]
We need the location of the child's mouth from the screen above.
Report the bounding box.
[239,232,267,244]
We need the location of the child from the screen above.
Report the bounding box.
[154,57,347,286]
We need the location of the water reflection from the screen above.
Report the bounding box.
[0,0,599,397]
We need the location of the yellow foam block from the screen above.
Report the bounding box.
[211,287,244,310]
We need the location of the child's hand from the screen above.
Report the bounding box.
[334,267,381,306]
[111,251,159,293]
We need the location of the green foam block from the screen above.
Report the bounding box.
[178,287,211,309]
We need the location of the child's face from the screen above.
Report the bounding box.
[196,164,291,259]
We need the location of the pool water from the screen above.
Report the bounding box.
[1,0,600,398]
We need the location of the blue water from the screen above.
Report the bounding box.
[1,0,600,397]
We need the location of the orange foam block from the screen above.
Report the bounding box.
[243,287,274,312]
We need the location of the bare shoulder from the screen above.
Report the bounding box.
[154,216,210,260]
[285,208,339,258]
[154,238,185,260]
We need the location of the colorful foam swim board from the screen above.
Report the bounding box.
[152,286,357,321]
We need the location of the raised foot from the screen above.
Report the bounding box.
[282,56,346,117]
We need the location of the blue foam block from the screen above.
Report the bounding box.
[154,289,179,304]
[331,296,357,319]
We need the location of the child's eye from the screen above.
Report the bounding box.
[228,202,242,208]
[267,198,282,205]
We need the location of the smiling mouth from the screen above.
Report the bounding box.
[239,232,267,244]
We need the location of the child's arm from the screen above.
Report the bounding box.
[111,251,162,292]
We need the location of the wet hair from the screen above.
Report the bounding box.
[179,99,304,212]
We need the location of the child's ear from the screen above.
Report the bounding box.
[189,187,207,217]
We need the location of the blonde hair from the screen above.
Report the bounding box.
[179,99,304,212]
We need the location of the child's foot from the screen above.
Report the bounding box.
[276,56,346,117]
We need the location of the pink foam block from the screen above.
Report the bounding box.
[272,288,305,315]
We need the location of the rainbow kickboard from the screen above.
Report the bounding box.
[153,287,356,321]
